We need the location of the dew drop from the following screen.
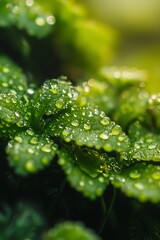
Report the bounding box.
[18,85,24,91]
[83,124,91,130]
[14,136,23,143]
[148,143,157,150]
[62,129,70,137]
[27,148,34,154]
[35,17,46,26]
[55,99,64,109]
[50,84,58,94]
[129,171,141,179]
[1,82,8,88]
[26,0,34,7]
[98,176,105,183]
[118,134,126,142]
[2,67,10,73]
[152,172,160,180]
[40,145,51,153]
[30,137,38,145]
[79,181,84,187]
[103,144,112,152]
[100,117,110,126]
[99,132,109,140]
[134,182,144,190]
[15,112,20,117]
[25,161,36,173]
[26,129,35,136]
[111,125,121,136]
[71,120,79,127]
[59,158,66,166]
[46,15,55,25]
[41,157,49,165]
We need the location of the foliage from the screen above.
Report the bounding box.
[0,0,160,239]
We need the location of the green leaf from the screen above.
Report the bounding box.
[47,105,130,153]
[100,66,146,90]
[0,93,29,137]
[148,94,160,111]
[0,56,28,95]
[46,221,101,240]
[33,78,78,124]
[77,79,116,114]
[58,148,109,200]
[6,130,57,175]
[129,122,160,162]
[0,203,43,240]
[110,163,160,203]
[114,87,149,128]
[0,0,55,37]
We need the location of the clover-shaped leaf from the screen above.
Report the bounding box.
[58,148,109,199]
[47,105,130,153]
[129,122,160,162]
[6,130,57,175]
[0,0,55,38]
[0,56,28,95]
[33,78,78,124]
[46,221,101,240]
[110,163,160,203]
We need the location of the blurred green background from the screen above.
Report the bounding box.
[80,0,160,93]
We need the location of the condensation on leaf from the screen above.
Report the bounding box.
[58,148,109,200]
[0,0,55,37]
[0,56,28,95]
[110,163,160,203]
[129,122,160,162]
[6,131,57,175]
[47,105,130,154]
[33,78,78,124]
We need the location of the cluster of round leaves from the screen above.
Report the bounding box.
[0,56,160,203]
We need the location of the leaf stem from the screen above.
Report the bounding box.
[98,187,116,235]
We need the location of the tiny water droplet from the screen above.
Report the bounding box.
[129,171,141,179]
[46,15,55,25]
[134,182,144,190]
[118,134,126,142]
[1,82,8,88]
[35,17,45,26]
[71,120,79,127]
[98,176,105,183]
[59,158,66,166]
[79,181,84,187]
[55,99,64,109]
[103,144,112,152]
[2,67,10,73]
[25,161,36,173]
[26,129,35,136]
[111,125,121,136]
[100,117,110,126]
[18,85,24,91]
[26,0,34,7]
[148,143,157,150]
[83,124,91,130]
[99,132,109,140]
[27,148,34,154]
[14,136,23,143]
[50,84,58,94]
[40,145,51,153]
[41,157,50,165]
[62,128,70,137]
[152,172,160,180]
[30,137,38,145]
